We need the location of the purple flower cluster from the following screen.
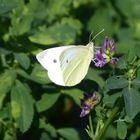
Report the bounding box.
[95,37,118,68]
[80,92,100,117]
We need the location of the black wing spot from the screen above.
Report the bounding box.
[66,60,69,63]
[53,59,57,63]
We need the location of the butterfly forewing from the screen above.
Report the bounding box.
[60,43,94,86]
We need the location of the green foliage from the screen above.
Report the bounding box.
[0,70,16,109]
[29,17,82,45]
[36,93,60,112]
[117,121,127,139]
[9,0,38,36]
[103,92,122,108]
[14,53,30,69]
[135,44,140,57]
[88,8,115,37]
[11,80,34,132]
[30,64,51,84]
[106,76,128,89]
[57,128,80,140]
[133,78,140,87]
[0,0,17,15]
[123,88,140,119]
[0,0,140,140]
[61,89,83,106]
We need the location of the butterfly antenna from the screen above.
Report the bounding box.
[89,31,94,43]
[90,29,104,42]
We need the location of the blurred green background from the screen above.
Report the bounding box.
[0,0,140,140]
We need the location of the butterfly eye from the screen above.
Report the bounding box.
[53,59,57,63]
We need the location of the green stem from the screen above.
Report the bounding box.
[95,102,120,140]
[89,114,94,136]
[128,78,132,89]
[95,120,101,136]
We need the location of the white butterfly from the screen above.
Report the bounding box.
[36,42,94,86]
[36,29,105,86]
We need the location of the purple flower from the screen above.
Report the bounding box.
[95,37,118,68]
[110,40,115,54]
[103,37,115,55]
[95,49,106,68]
[103,37,110,50]
[80,92,100,117]
[110,58,118,65]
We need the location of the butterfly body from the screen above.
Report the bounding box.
[36,42,94,86]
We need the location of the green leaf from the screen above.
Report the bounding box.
[61,89,83,106]
[115,0,132,18]
[117,55,127,69]
[60,17,82,35]
[122,88,140,119]
[14,53,30,69]
[16,68,50,84]
[134,43,140,58]
[46,0,72,22]
[117,121,127,139]
[11,80,34,132]
[57,128,80,140]
[117,28,134,42]
[103,92,122,108]
[16,66,52,84]
[9,0,39,36]
[87,8,115,39]
[31,64,51,84]
[40,132,51,140]
[116,40,135,55]
[106,76,128,89]
[118,42,136,63]
[29,18,82,45]
[0,0,17,15]
[0,106,10,119]
[132,78,140,87]
[36,93,60,112]
[72,0,99,8]
[85,68,105,88]
[127,46,136,62]
[0,70,16,109]
[116,41,135,63]
[104,125,117,139]
[16,69,31,80]
[134,19,140,39]
[39,119,57,137]
[0,48,11,55]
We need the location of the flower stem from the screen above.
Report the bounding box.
[95,101,120,140]
[89,114,94,137]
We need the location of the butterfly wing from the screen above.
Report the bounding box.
[60,42,94,86]
[36,42,94,86]
[36,45,79,86]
